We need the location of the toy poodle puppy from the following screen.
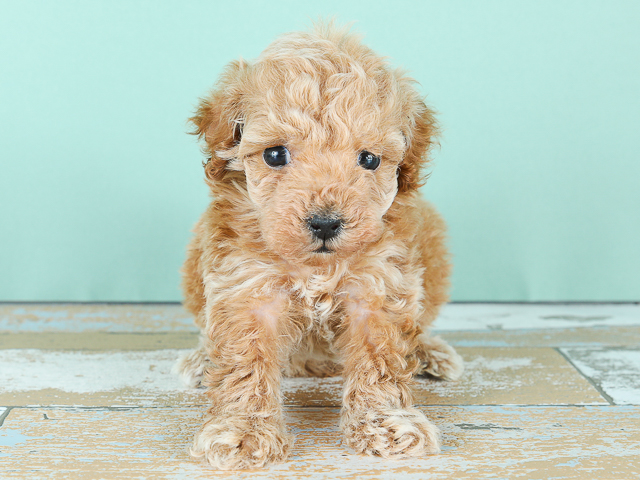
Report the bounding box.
[176,23,463,470]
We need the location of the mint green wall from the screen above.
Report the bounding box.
[1,1,639,301]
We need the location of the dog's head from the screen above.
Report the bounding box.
[191,24,438,265]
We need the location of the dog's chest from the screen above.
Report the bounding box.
[288,269,346,326]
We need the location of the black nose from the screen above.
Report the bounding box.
[307,214,343,241]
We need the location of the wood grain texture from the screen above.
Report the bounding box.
[1,406,639,479]
[0,304,194,333]
[0,332,199,350]
[3,303,639,333]
[1,303,638,478]
[440,325,640,348]
[0,348,605,407]
[561,348,640,405]
[3,327,640,351]
[436,303,640,331]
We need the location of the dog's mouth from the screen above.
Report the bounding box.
[314,244,333,254]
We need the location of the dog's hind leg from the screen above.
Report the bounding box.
[173,336,212,388]
[414,333,464,381]
[284,335,342,377]
[285,355,342,377]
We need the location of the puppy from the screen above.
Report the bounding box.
[176,23,463,470]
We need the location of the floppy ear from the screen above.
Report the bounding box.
[397,101,439,194]
[190,60,248,182]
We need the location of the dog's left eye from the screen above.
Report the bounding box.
[263,146,290,168]
[358,151,381,171]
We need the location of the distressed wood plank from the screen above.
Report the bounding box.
[440,325,640,348]
[0,348,606,407]
[436,303,640,331]
[3,326,640,351]
[560,348,640,405]
[2,303,638,334]
[413,347,605,406]
[0,303,195,333]
[0,332,199,350]
[1,406,638,479]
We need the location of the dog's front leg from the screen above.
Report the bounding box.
[338,296,440,458]
[190,293,294,470]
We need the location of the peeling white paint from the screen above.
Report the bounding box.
[465,356,534,371]
[434,304,640,331]
[0,350,344,399]
[561,348,640,405]
[0,304,195,333]
[0,302,636,477]
[0,349,190,394]
[1,406,639,479]
[0,348,605,407]
[3,303,639,334]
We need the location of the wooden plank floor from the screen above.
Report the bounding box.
[1,303,639,479]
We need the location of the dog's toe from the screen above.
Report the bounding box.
[342,407,440,458]
[191,415,292,470]
[416,334,464,381]
[173,346,211,388]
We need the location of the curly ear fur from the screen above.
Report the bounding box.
[190,60,248,182]
[397,101,439,194]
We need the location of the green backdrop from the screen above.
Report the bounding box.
[1,0,639,302]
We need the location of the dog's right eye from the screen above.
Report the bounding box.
[263,146,290,168]
[358,150,381,171]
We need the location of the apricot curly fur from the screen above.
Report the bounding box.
[176,21,463,470]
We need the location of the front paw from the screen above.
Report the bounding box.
[342,407,440,458]
[191,415,292,470]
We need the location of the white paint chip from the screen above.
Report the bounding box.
[560,348,640,405]
[434,304,640,331]
[0,350,340,404]
[0,350,190,394]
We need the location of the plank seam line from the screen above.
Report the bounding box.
[1,404,618,412]
[555,347,615,405]
[1,301,639,305]
[0,406,13,427]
